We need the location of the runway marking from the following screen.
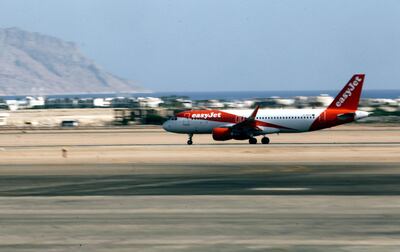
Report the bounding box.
[249,187,311,191]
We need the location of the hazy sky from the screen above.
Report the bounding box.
[0,0,399,91]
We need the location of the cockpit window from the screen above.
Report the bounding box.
[170,116,177,120]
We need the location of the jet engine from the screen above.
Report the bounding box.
[212,127,232,141]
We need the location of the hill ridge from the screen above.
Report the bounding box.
[0,27,142,95]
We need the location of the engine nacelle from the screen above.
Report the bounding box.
[212,127,232,141]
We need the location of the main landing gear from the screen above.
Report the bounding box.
[261,136,270,144]
[249,137,257,144]
[187,134,193,145]
[248,136,270,145]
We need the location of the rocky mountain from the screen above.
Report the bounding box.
[0,27,142,95]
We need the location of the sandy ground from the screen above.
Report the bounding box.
[0,124,398,167]
[6,108,114,127]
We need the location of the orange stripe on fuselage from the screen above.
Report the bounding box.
[309,109,354,131]
[176,110,295,130]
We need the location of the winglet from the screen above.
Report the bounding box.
[328,74,365,111]
[248,105,260,120]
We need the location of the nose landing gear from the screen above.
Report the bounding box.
[187,134,193,145]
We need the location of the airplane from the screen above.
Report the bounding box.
[162,74,370,145]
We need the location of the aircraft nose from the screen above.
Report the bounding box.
[162,120,170,131]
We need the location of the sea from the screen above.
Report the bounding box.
[1,89,400,100]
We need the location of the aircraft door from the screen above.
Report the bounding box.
[182,113,191,126]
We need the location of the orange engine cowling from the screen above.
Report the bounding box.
[212,127,232,141]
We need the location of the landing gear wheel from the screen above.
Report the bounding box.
[187,134,193,145]
[261,137,270,144]
[249,137,257,144]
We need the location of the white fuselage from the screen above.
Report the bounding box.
[163,108,370,135]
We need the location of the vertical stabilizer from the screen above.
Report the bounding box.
[327,74,365,111]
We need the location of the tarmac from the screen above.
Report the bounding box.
[0,124,399,251]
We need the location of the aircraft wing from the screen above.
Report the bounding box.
[229,106,263,136]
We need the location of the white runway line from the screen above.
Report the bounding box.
[249,187,311,191]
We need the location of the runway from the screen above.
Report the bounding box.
[1,196,400,252]
[0,162,399,196]
[0,125,399,251]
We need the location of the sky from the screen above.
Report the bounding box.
[0,0,399,91]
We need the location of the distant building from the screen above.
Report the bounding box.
[5,96,45,110]
[206,100,224,108]
[176,99,192,109]
[225,100,253,109]
[93,98,112,107]
[26,96,45,108]
[369,98,398,106]
[312,94,334,107]
[6,100,25,111]
[275,98,295,107]
[137,97,164,108]
[243,100,255,108]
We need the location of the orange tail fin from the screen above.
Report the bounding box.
[328,74,365,111]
